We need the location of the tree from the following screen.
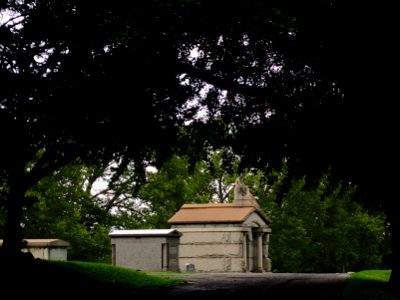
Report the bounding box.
[23,164,115,263]
[0,0,198,259]
[255,174,389,273]
[1,1,398,294]
[138,155,214,228]
[206,149,239,203]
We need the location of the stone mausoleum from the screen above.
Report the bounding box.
[168,177,272,272]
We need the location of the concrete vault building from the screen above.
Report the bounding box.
[109,229,181,272]
[168,177,272,273]
[0,239,70,261]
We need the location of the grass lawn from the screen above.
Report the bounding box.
[1,259,185,297]
[343,270,398,300]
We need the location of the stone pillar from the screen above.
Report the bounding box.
[247,231,254,271]
[263,233,272,272]
[264,233,270,260]
[256,233,265,272]
[242,232,248,272]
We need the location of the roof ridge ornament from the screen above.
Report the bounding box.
[233,176,260,208]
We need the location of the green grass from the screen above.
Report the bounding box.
[343,270,398,300]
[1,259,186,297]
[52,260,186,288]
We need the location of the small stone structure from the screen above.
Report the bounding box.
[168,177,272,273]
[0,239,70,260]
[109,229,181,272]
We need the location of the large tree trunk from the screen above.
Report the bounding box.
[388,209,400,297]
[0,184,27,262]
[0,148,71,263]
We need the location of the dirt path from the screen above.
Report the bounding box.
[162,272,350,299]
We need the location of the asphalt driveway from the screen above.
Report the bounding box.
[162,272,350,299]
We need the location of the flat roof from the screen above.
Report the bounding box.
[0,239,69,247]
[109,229,182,237]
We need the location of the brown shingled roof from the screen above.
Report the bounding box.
[168,203,271,224]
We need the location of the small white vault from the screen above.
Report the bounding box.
[109,229,181,272]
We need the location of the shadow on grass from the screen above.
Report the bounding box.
[0,258,183,298]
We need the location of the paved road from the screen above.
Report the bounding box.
[162,272,350,299]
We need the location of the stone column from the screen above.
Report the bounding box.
[256,233,265,272]
[264,233,270,259]
[242,232,248,272]
[247,231,254,271]
[263,233,272,272]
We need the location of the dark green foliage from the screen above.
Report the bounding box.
[138,155,217,228]
[256,175,389,273]
[23,165,112,263]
